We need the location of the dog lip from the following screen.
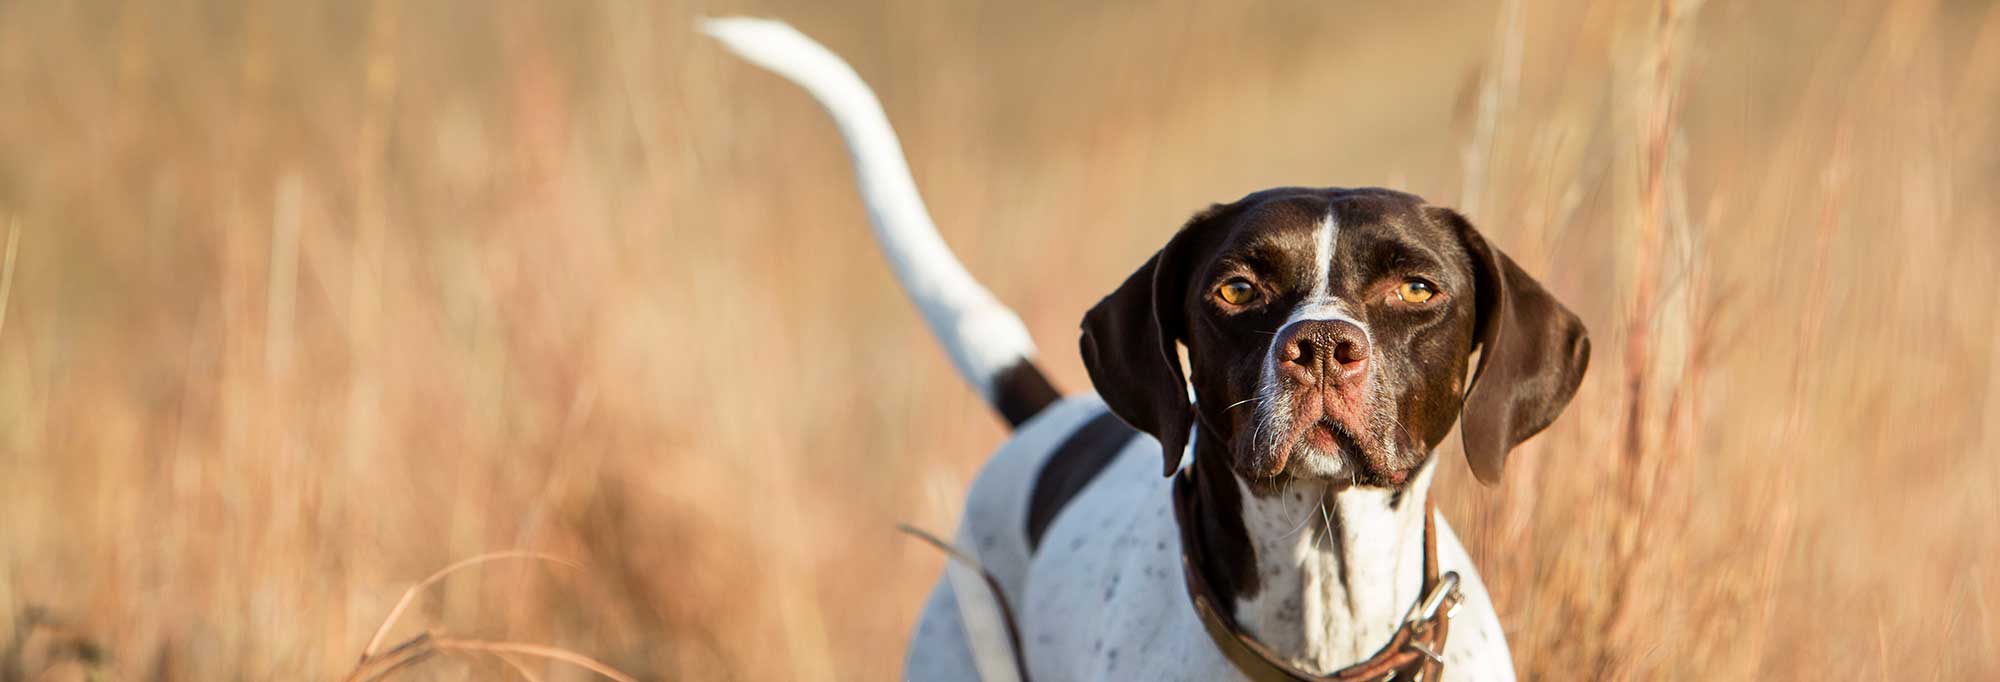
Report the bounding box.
[1258,416,1410,485]
[1235,386,1397,482]
[1304,420,1339,449]
[1236,419,1336,480]
[1235,446,1289,479]
[1370,467,1411,487]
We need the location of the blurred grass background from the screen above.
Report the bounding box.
[2,0,1997,679]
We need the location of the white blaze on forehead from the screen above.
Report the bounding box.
[1313,208,1337,300]
[1284,206,1364,332]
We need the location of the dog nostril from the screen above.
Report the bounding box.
[1276,319,1369,376]
[1287,337,1317,365]
[1333,337,1367,366]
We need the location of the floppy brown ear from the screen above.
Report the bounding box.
[1080,205,1234,477]
[1448,210,1591,485]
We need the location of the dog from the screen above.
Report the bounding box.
[707,19,1589,681]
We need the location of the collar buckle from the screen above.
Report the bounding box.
[1404,571,1463,635]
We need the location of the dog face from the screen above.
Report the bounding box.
[1081,187,1589,489]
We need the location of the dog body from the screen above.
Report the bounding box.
[708,19,1587,682]
[905,395,1515,680]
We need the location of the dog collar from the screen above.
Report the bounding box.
[1171,466,1461,681]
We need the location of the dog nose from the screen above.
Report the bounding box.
[1276,319,1369,384]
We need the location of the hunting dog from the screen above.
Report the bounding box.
[708,19,1589,681]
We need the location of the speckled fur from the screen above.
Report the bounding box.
[904,397,1515,681]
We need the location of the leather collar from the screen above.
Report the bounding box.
[1171,466,1460,681]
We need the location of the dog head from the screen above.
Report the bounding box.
[1081,187,1588,488]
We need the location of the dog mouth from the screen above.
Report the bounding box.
[1289,418,1384,479]
[1303,418,1343,452]
[1237,403,1411,488]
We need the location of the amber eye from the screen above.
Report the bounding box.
[1396,280,1437,304]
[1217,278,1259,306]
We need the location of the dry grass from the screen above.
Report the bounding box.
[2,0,1997,679]
[342,551,639,682]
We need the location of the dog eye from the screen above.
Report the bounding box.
[1217,278,1259,306]
[1395,280,1437,304]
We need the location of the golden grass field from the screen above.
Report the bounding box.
[2,0,1997,679]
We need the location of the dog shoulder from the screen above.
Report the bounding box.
[1018,432,1185,680]
[908,396,1139,681]
[948,395,1113,582]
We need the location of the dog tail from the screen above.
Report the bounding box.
[704,18,1059,428]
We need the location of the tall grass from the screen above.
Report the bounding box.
[1,1,1996,679]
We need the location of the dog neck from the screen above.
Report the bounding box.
[1189,441,1438,673]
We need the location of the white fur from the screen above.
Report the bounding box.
[905,396,1106,680]
[911,402,1516,680]
[1230,463,1434,669]
[1313,208,1338,299]
[1293,208,1364,332]
[703,18,1037,400]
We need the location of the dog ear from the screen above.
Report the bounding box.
[1445,209,1591,485]
[1080,204,1235,477]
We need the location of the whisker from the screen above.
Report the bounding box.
[1317,497,1337,551]
[1223,396,1260,412]
[1393,421,1426,462]
[1281,495,1320,538]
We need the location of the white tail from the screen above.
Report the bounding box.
[704,18,1039,404]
